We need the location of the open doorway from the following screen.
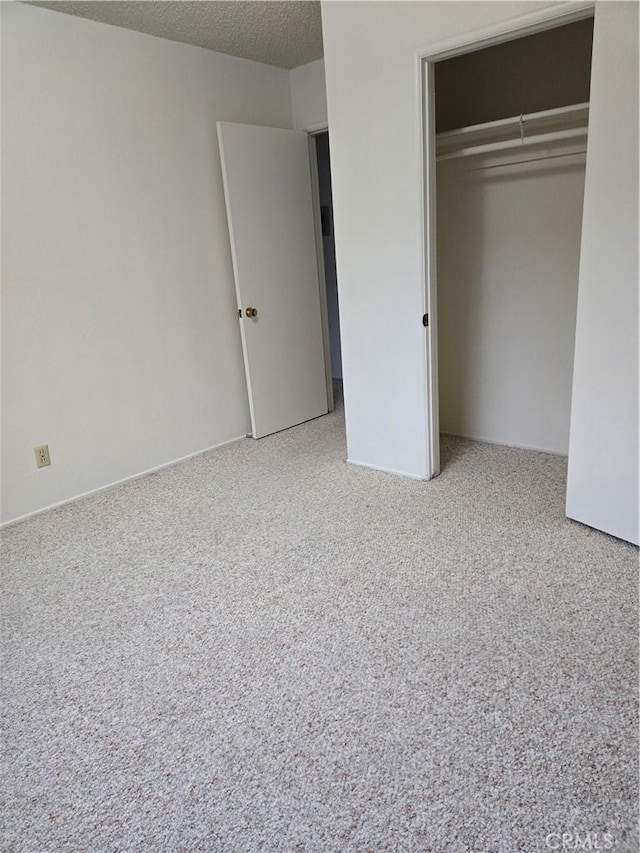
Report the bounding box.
[423,12,595,474]
[312,131,343,408]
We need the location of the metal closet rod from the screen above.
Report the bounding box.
[466,148,587,172]
[436,127,588,162]
[435,102,590,162]
[436,101,590,143]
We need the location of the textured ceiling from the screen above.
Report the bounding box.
[27,1,323,69]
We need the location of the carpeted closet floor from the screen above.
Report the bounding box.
[2,401,637,852]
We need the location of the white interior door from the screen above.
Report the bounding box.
[217,122,329,439]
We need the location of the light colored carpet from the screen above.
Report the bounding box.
[1,402,638,852]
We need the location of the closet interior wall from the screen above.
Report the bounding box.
[434,20,593,455]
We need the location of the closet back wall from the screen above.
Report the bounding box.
[437,153,585,454]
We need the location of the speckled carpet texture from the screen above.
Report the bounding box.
[2,401,638,852]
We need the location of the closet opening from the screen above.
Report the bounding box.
[424,12,594,475]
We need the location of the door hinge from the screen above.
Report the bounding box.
[422,313,429,327]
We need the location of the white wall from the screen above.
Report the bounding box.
[566,2,639,544]
[321,0,560,478]
[290,59,328,131]
[437,152,585,454]
[1,3,292,524]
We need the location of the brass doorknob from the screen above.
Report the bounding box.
[245,307,258,318]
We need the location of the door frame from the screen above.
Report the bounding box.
[307,125,335,413]
[417,0,596,478]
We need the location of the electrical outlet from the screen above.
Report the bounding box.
[34,444,51,468]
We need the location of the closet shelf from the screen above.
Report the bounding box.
[436,102,589,161]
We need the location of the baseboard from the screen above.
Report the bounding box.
[0,434,247,529]
[347,458,428,481]
[440,431,568,457]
